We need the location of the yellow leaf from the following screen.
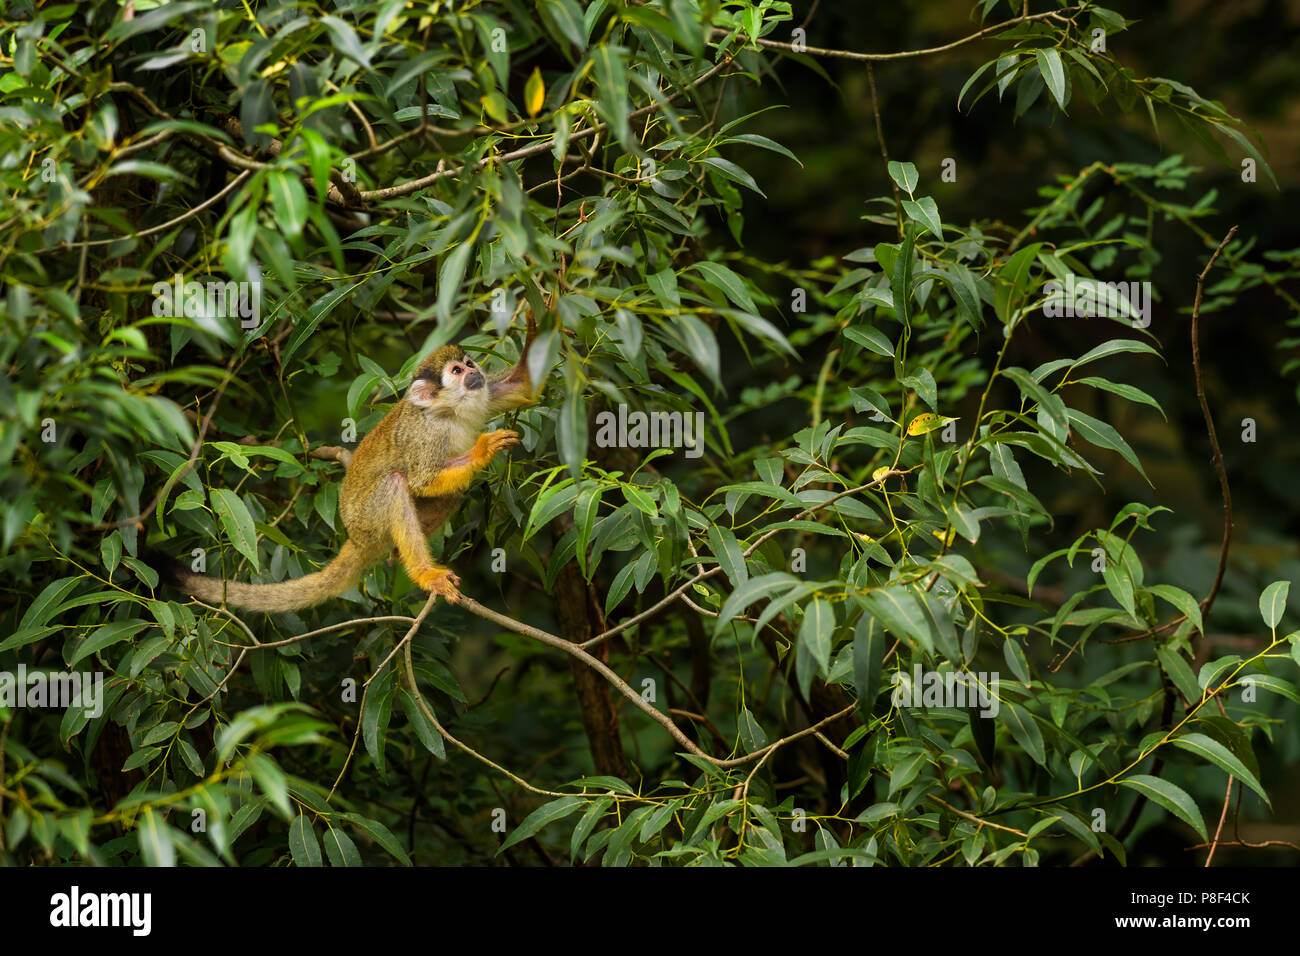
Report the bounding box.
[525,66,545,118]
[907,413,956,437]
[481,92,509,123]
[872,466,892,483]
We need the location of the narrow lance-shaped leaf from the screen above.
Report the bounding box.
[1169,733,1271,807]
[499,796,585,853]
[1118,774,1207,841]
[1035,48,1068,109]
[210,488,259,569]
[796,598,835,700]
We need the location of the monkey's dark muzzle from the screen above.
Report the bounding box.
[465,370,485,390]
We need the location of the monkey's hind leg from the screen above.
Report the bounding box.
[384,474,461,603]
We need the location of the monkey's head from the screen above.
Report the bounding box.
[406,344,489,417]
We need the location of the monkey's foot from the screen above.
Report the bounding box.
[416,567,462,603]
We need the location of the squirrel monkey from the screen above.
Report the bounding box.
[156,319,539,612]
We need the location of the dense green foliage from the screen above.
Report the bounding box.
[1,0,1298,867]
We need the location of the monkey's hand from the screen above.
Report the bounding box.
[474,428,520,465]
[415,566,462,603]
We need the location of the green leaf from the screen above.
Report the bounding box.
[1259,580,1289,628]
[1003,640,1031,684]
[210,488,259,569]
[574,484,603,578]
[723,133,801,166]
[706,524,747,588]
[137,808,175,867]
[931,264,982,330]
[843,325,895,357]
[570,797,613,860]
[289,814,323,867]
[857,287,896,312]
[1241,673,1300,704]
[123,747,162,772]
[361,671,395,775]
[949,503,979,544]
[540,0,588,50]
[523,479,579,543]
[714,572,798,635]
[1066,407,1149,482]
[901,196,942,240]
[1001,701,1047,767]
[796,599,835,699]
[994,243,1042,326]
[436,239,474,324]
[499,796,586,853]
[957,57,998,110]
[344,814,412,866]
[621,484,657,517]
[1074,376,1165,418]
[398,689,446,760]
[1210,119,1278,191]
[852,614,885,719]
[673,313,721,388]
[892,225,916,327]
[1197,655,1242,691]
[17,576,81,631]
[557,391,588,478]
[900,368,937,412]
[701,156,765,196]
[849,385,892,421]
[246,753,292,819]
[886,160,918,196]
[68,619,148,666]
[268,171,308,239]
[1058,339,1161,376]
[1118,774,1207,841]
[1147,584,1204,633]
[1002,367,1066,434]
[1169,733,1270,807]
[591,44,631,149]
[1045,809,1101,853]
[1034,48,1068,109]
[855,585,932,654]
[323,827,362,867]
[692,260,758,313]
[1156,647,1202,703]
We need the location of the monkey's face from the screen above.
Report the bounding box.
[406,345,490,419]
[440,354,485,393]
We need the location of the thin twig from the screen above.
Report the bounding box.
[364,594,437,687]
[61,171,252,248]
[1191,226,1238,628]
[717,8,1077,63]
[358,56,737,202]
[1205,776,1234,867]
[866,62,902,237]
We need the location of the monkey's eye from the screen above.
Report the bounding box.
[465,359,476,368]
[451,366,462,375]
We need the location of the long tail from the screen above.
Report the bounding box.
[150,541,369,613]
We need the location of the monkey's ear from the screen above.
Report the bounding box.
[406,376,439,407]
